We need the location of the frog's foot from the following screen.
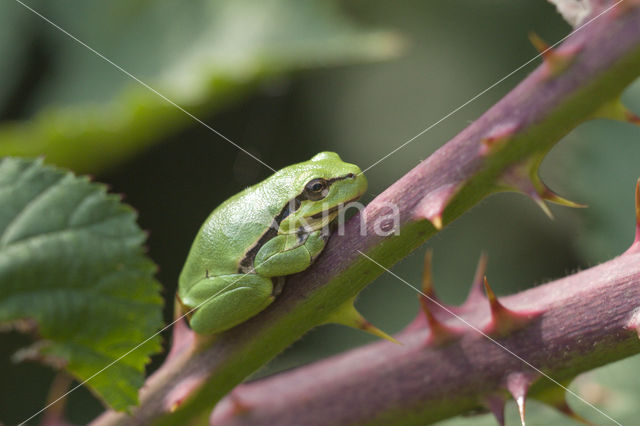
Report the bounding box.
[181,274,274,335]
[254,230,327,277]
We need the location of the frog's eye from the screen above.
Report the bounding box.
[304,178,329,200]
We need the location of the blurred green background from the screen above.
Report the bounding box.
[1,0,639,424]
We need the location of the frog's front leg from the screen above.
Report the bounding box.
[254,230,327,277]
[179,274,274,334]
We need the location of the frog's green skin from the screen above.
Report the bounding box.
[178,152,367,334]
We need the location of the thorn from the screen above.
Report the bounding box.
[498,161,554,219]
[420,300,461,346]
[483,277,500,309]
[421,249,436,298]
[408,250,462,344]
[209,386,252,423]
[528,32,575,76]
[413,183,459,230]
[505,372,537,426]
[531,172,585,213]
[430,215,443,230]
[541,187,587,209]
[165,375,206,413]
[528,31,549,53]
[515,394,526,426]
[591,98,640,126]
[326,300,401,345]
[360,318,402,345]
[484,394,506,426]
[483,278,540,336]
[499,160,583,219]
[479,122,519,155]
[531,192,554,219]
[404,250,439,332]
[460,252,489,311]
[229,388,251,415]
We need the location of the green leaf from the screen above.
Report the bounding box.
[0,157,163,411]
[0,0,402,173]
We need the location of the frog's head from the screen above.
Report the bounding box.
[278,152,367,234]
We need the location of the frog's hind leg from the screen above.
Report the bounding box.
[182,274,274,335]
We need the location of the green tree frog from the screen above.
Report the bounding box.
[177,152,367,334]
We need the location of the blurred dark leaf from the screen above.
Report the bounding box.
[0,0,401,174]
[0,2,33,113]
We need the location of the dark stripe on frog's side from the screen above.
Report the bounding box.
[236,173,355,273]
[238,195,303,273]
